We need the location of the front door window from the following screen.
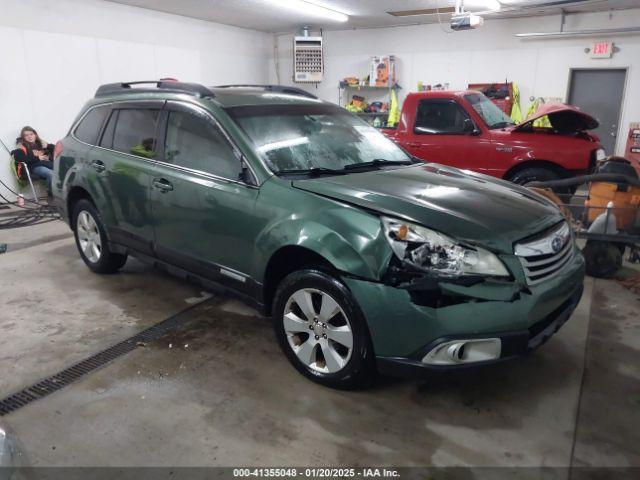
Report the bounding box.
[414,100,469,135]
[164,111,241,181]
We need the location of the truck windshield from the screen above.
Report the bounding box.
[464,93,515,129]
[226,104,411,174]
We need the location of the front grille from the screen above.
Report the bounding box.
[515,222,574,286]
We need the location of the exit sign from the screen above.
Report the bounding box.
[590,41,613,58]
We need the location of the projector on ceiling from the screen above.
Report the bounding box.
[450,12,485,31]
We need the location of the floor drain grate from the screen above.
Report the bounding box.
[0,297,217,416]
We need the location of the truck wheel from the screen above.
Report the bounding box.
[272,269,376,390]
[72,199,128,274]
[507,167,576,195]
[583,241,622,278]
[507,167,560,186]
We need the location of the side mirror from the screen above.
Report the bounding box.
[463,118,478,135]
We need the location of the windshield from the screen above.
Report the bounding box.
[464,93,515,129]
[227,104,411,174]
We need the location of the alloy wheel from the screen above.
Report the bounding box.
[283,288,353,374]
[77,210,102,263]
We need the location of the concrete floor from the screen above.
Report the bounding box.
[0,215,639,470]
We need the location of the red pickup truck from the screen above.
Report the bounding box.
[381,90,605,185]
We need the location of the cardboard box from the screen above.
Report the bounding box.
[370,56,396,87]
[625,122,640,176]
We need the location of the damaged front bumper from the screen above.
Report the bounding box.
[342,246,585,378]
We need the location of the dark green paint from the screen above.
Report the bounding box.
[55,87,585,359]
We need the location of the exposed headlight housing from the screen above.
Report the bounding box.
[595,148,606,162]
[381,216,509,277]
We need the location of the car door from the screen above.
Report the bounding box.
[404,98,491,170]
[93,101,163,255]
[150,101,260,291]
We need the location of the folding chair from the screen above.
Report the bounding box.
[10,155,39,202]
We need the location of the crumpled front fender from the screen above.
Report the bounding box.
[254,206,393,281]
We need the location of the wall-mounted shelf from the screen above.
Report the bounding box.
[339,82,398,90]
[355,112,389,116]
[339,82,399,127]
[338,82,399,107]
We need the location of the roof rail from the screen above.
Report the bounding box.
[95,80,215,99]
[213,84,318,99]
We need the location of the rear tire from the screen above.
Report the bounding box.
[583,240,622,278]
[272,269,376,390]
[72,199,127,274]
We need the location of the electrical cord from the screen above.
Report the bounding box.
[0,205,59,230]
[1,135,54,208]
[1,140,60,228]
[435,2,455,34]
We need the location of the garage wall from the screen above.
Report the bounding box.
[0,0,269,193]
[270,8,640,156]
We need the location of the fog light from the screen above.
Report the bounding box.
[422,338,501,365]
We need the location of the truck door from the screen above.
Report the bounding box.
[404,98,493,171]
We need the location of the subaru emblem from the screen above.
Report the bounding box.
[551,236,563,253]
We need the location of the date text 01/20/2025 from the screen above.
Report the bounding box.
[232,468,400,478]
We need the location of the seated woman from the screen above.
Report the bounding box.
[12,126,54,193]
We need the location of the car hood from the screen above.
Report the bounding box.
[512,103,599,132]
[292,164,564,254]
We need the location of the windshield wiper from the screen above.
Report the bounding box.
[275,167,346,177]
[276,159,415,177]
[342,158,415,170]
[489,121,514,129]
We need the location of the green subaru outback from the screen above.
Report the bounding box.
[53,81,585,389]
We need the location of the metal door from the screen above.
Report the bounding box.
[568,69,626,155]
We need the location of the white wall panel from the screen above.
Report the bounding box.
[96,39,156,84]
[0,0,270,193]
[272,8,640,156]
[23,30,101,145]
[154,46,202,82]
[0,26,33,160]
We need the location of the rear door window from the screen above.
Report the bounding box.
[112,109,161,159]
[164,110,241,180]
[414,100,469,134]
[74,105,110,145]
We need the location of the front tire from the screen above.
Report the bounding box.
[272,269,376,390]
[72,199,127,274]
[583,240,622,278]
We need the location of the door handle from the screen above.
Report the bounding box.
[406,142,422,148]
[91,160,106,172]
[153,178,173,192]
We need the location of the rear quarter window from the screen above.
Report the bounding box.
[74,105,110,145]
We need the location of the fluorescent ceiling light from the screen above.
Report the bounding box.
[268,0,349,22]
[467,0,502,11]
[388,8,455,17]
[516,26,640,38]
[482,0,502,10]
